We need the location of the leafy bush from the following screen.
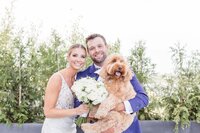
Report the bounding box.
[128,41,157,120]
[0,28,67,124]
[128,42,200,132]
[160,44,200,132]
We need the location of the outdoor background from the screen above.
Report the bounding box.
[0,0,200,132]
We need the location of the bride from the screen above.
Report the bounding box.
[41,44,89,133]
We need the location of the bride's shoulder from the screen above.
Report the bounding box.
[48,72,62,83]
[45,72,62,92]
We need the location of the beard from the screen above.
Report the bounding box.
[91,53,107,66]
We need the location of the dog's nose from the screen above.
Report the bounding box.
[118,66,122,71]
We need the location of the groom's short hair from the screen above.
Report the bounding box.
[85,33,107,46]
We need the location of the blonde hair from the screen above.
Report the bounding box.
[67,44,87,57]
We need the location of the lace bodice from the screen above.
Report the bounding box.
[56,73,74,109]
[41,73,76,133]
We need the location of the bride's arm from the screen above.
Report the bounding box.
[43,73,88,118]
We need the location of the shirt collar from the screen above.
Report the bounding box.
[93,64,101,75]
[89,64,101,74]
[94,64,101,69]
[94,68,102,75]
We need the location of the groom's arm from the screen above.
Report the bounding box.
[114,75,149,113]
[128,75,149,112]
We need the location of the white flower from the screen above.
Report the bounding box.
[71,77,108,105]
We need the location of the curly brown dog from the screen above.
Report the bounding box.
[81,54,136,133]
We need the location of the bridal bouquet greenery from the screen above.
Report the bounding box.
[71,77,108,126]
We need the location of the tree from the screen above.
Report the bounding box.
[161,43,200,132]
[128,40,156,85]
[128,40,156,120]
[109,38,121,54]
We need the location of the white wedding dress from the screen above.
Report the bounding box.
[41,73,76,133]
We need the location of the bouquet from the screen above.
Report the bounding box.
[71,77,108,126]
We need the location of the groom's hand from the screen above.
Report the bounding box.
[113,102,125,111]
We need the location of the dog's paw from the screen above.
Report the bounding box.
[94,110,108,119]
[81,123,92,132]
[81,123,101,133]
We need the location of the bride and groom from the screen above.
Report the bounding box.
[41,33,149,133]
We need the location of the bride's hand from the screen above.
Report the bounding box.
[75,104,89,115]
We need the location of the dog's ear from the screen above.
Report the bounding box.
[99,69,105,79]
[124,68,133,81]
[99,66,107,80]
[99,64,113,81]
[99,56,110,79]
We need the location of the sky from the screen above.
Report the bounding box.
[1,0,200,74]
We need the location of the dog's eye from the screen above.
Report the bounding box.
[112,59,116,62]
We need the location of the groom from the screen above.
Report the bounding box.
[76,33,149,133]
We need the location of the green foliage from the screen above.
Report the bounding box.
[127,42,200,132]
[161,44,200,132]
[0,26,68,123]
[0,13,15,124]
[139,80,167,120]
[1,32,40,123]
[127,40,157,120]
[109,39,121,54]
[128,41,156,84]
[67,19,85,45]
